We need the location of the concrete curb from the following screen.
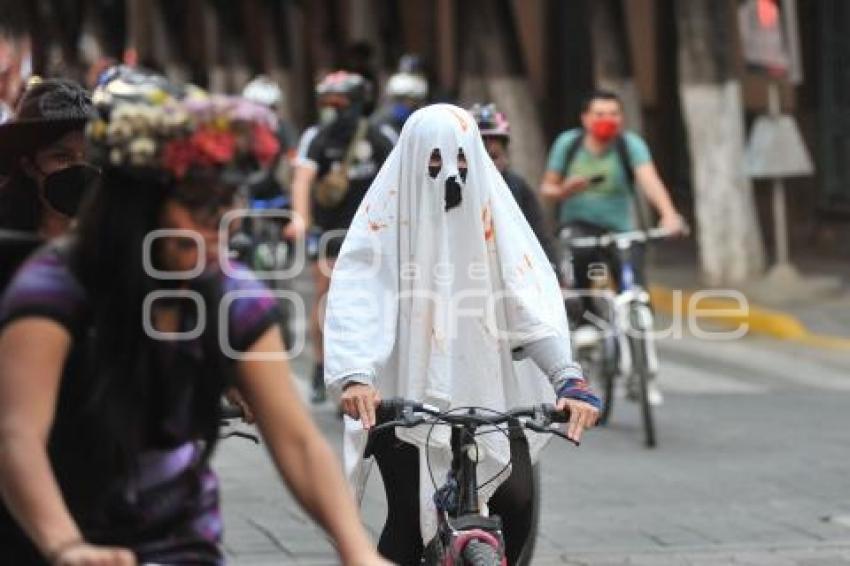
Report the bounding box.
[649,285,850,350]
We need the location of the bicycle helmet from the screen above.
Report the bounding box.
[242,75,283,109]
[469,103,510,140]
[385,72,428,100]
[315,71,370,106]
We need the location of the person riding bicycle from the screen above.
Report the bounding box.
[241,74,298,201]
[324,104,601,565]
[0,75,387,566]
[0,77,98,293]
[469,102,557,269]
[370,70,428,142]
[287,70,395,403]
[291,71,342,176]
[540,89,683,405]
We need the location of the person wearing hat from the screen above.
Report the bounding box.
[0,78,99,292]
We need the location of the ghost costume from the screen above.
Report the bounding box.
[324,104,582,546]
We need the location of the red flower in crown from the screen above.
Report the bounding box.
[162,138,197,178]
[191,127,236,166]
[252,124,280,167]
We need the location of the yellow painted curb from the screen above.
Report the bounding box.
[649,285,850,350]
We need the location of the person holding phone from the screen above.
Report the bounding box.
[540,90,683,405]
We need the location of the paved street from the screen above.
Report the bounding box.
[213,323,850,565]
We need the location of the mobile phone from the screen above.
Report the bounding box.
[589,174,606,185]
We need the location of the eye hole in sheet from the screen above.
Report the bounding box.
[428,148,442,179]
[457,148,468,182]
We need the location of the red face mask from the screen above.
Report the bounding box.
[589,118,620,143]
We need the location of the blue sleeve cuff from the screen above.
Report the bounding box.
[556,378,602,411]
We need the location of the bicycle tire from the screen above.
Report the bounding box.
[599,370,615,426]
[629,335,656,448]
[462,539,502,566]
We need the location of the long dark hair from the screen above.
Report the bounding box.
[66,166,235,489]
[0,168,41,232]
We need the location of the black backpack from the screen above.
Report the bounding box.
[559,129,649,230]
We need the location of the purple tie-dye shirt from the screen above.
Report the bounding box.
[0,248,283,564]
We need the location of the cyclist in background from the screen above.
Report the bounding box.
[287,71,395,403]
[540,89,683,405]
[241,74,298,200]
[470,102,557,269]
[370,70,428,142]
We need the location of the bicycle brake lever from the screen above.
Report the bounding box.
[524,421,580,447]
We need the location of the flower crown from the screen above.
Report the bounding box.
[87,94,280,179]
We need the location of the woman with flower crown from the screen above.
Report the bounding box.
[0,68,388,566]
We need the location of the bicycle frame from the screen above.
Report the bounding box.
[452,422,482,516]
[432,413,510,564]
[563,228,666,376]
[368,401,571,565]
[610,240,659,376]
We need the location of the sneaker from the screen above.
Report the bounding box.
[311,364,327,404]
[625,376,664,406]
[647,381,664,406]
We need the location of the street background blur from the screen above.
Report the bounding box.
[4,0,850,286]
[2,1,850,564]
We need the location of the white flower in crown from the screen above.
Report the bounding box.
[106,118,134,143]
[128,137,156,166]
[111,103,142,123]
[160,105,189,135]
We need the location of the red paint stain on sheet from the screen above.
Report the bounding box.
[447,108,469,131]
[482,203,494,241]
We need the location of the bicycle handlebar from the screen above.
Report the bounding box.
[559,223,691,249]
[368,398,573,443]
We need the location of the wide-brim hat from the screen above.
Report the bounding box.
[0,78,97,174]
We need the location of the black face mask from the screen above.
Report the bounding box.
[445,175,463,212]
[42,164,100,217]
[327,104,362,139]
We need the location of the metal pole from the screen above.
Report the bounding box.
[767,81,790,266]
[772,178,790,265]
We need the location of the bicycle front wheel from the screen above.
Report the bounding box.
[462,539,502,566]
[629,335,657,448]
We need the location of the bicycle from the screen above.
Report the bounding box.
[229,193,297,349]
[365,398,574,565]
[560,226,684,448]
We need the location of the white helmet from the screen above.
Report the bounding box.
[385,72,428,100]
[242,75,283,108]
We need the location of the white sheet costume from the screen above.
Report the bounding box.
[324,104,580,543]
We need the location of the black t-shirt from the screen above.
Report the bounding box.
[305,121,394,232]
[502,170,557,265]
